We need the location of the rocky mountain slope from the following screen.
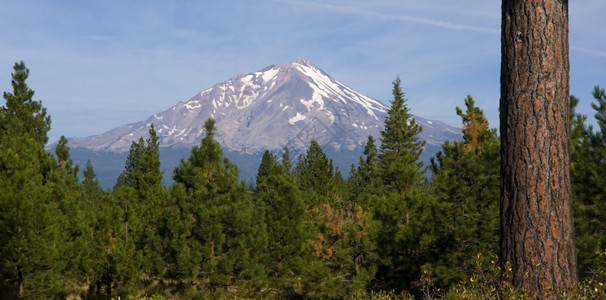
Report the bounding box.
[64,59,459,153]
[55,60,462,187]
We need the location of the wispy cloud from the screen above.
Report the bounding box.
[571,45,606,57]
[273,0,499,34]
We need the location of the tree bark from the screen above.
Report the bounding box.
[500,0,578,298]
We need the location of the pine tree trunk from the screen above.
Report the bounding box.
[125,203,129,243]
[500,0,578,298]
[18,265,24,298]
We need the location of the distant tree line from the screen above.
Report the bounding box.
[1,62,605,299]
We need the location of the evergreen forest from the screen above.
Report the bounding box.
[2,62,606,299]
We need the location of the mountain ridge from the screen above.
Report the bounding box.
[49,59,462,187]
[54,59,460,155]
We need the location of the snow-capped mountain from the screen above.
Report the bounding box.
[63,59,460,155]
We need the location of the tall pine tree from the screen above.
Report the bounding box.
[106,124,166,295]
[0,61,65,298]
[168,118,267,298]
[373,77,427,293]
[426,95,500,288]
[0,61,51,145]
[294,140,378,298]
[378,77,425,195]
[255,158,309,297]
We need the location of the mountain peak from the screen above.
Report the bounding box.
[293,58,314,67]
[57,60,461,155]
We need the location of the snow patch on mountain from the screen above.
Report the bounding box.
[289,112,306,125]
[259,67,279,82]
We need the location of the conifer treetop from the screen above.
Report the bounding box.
[1,61,51,145]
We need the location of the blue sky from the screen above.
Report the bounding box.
[1,0,604,143]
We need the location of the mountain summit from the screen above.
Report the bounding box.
[64,59,459,156]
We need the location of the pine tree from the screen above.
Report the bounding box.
[0,61,51,145]
[78,160,115,296]
[256,161,309,297]
[168,118,266,297]
[295,140,335,201]
[455,95,493,152]
[378,77,426,195]
[108,184,144,295]
[347,136,380,209]
[372,78,427,292]
[116,124,164,193]
[302,195,379,299]
[82,160,104,201]
[256,149,277,187]
[293,141,340,297]
[426,96,500,288]
[281,146,293,174]
[50,136,89,296]
[0,61,65,298]
[292,140,378,298]
[357,136,381,192]
[571,87,606,279]
[106,124,167,295]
